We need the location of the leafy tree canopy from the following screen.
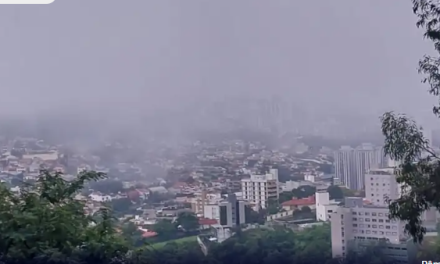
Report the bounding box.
[89,179,124,195]
[176,212,200,231]
[380,0,440,243]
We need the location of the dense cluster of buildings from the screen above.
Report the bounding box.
[8,134,437,263]
[325,168,438,263]
[333,143,387,190]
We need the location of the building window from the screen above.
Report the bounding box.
[392,226,397,230]
[392,232,397,235]
[365,218,370,222]
[379,225,384,229]
[372,213,377,216]
[353,218,357,221]
[353,224,358,227]
[372,219,377,222]
[386,226,391,229]
[365,212,370,216]
[379,219,384,223]
[219,205,228,225]
[366,230,371,234]
[358,218,363,222]
[386,220,390,223]
[372,225,377,228]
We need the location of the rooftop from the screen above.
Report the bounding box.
[367,168,395,175]
[281,196,315,206]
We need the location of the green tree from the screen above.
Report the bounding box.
[379,0,440,243]
[327,185,344,200]
[300,205,312,214]
[0,169,133,263]
[176,212,200,231]
[292,185,316,199]
[121,221,144,247]
[244,205,265,225]
[109,197,134,215]
[151,219,176,239]
[279,191,294,203]
[317,163,333,174]
[89,179,124,195]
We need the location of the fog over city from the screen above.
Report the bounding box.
[4,2,440,264]
[0,0,436,141]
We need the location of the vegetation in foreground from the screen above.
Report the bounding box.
[0,169,407,264]
[381,0,440,243]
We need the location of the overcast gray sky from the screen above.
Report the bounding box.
[0,1,435,127]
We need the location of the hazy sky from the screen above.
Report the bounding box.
[0,1,436,126]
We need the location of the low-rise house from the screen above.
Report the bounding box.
[281,195,316,211]
[89,192,112,202]
[148,186,168,194]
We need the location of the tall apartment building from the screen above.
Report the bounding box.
[365,168,400,206]
[330,197,407,260]
[331,167,438,263]
[203,193,246,227]
[241,168,279,209]
[334,144,386,190]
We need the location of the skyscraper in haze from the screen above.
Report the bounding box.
[334,144,386,190]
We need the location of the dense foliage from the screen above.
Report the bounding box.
[279,185,344,204]
[380,0,440,243]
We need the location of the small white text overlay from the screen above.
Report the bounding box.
[422,261,440,264]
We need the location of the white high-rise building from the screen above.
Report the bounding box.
[364,168,400,207]
[331,167,438,262]
[204,193,247,227]
[330,197,407,259]
[334,144,386,190]
[241,169,279,209]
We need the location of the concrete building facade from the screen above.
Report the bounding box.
[315,190,340,222]
[241,168,279,209]
[331,167,439,263]
[334,144,386,190]
[204,193,246,227]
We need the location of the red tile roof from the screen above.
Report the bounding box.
[281,195,315,206]
[198,218,217,225]
[142,231,158,238]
